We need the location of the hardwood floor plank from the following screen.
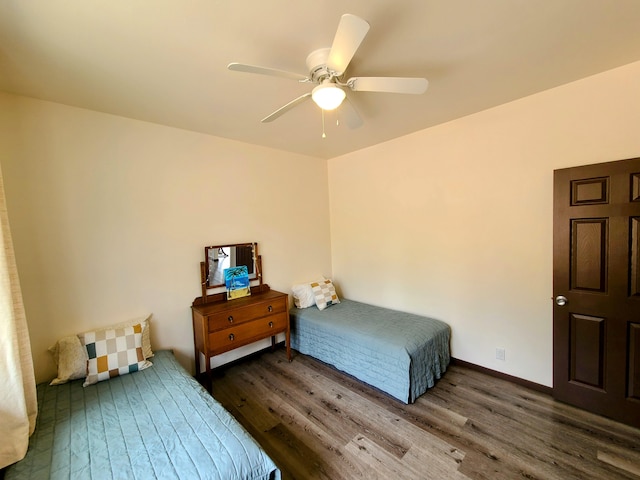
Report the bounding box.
[216,372,340,479]
[252,357,414,459]
[343,434,412,480]
[296,350,471,444]
[443,366,640,449]
[261,356,473,478]
[212,373,280,432]
[392,439,468,480]
[212,349,640,480]
[343,434,468,480]
[248,357,369,449]
[597,447,640,478]
[426,369,640,479]
[219,362,370,479]
[459,415,592,480]
[265,422,339,480]
[277,361,469,474]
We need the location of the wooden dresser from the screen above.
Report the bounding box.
[192,287,290,389]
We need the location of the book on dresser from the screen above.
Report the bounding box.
[224,265,251,300]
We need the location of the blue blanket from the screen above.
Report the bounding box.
[6,350,280,480]
[290,299,450,403]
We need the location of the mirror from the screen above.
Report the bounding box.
[205,242,258,289]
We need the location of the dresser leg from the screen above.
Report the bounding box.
[206,373,213,394]
[204,355,213,394]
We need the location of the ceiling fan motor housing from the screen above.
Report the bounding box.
[306,48,334,83]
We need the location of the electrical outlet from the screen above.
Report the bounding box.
[496,348,506,361]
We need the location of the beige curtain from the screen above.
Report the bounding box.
[0,165,37,469]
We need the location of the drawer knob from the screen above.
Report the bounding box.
[228,333,235,341]
[228,315,234,323]
[268,305,273,312]
[269,321,274,328]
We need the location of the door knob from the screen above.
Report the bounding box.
[555,295,568,306]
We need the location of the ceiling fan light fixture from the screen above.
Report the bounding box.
[311,82,346,110]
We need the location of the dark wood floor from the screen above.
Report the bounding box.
[212,349,640,480]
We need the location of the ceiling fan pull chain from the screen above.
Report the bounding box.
[322,109,327,138]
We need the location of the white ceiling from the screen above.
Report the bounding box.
[1,1,640,159]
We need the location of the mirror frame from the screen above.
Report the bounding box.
[204,242,260,289]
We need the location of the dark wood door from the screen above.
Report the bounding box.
[236,245,254,274]
[553,157,640,428]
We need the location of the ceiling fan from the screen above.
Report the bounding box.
[228,14,429,129]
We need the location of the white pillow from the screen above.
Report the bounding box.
[48,335,88,385]
[292,278,324,308]
[310,278,340,311]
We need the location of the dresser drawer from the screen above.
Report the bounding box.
[206,296,287,332]
[208,312,288,355]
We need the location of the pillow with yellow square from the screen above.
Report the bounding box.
[48,314,154,386]
[80,323,152,387]
[310,278,340,311]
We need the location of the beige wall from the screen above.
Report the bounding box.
[2,60,639,388]
[328,60,640,387]
[0,93,332,383]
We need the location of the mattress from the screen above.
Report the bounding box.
[290,299,450,403]
[6,350,280,480]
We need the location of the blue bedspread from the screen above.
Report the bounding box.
[6,350,280,480]
[290,299,450,403]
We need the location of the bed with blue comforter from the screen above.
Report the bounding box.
[290,299,450,403]
[5,350,280,480]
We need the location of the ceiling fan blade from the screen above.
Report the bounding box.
[347,77,429,94]
[261,93,312,123]
[228,63,309,82]
[326,14,370,75]
[341,98,363,129]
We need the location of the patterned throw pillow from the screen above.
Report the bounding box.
[310,279,340,311]
[80,323,152,387]
[48,314,154,386]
